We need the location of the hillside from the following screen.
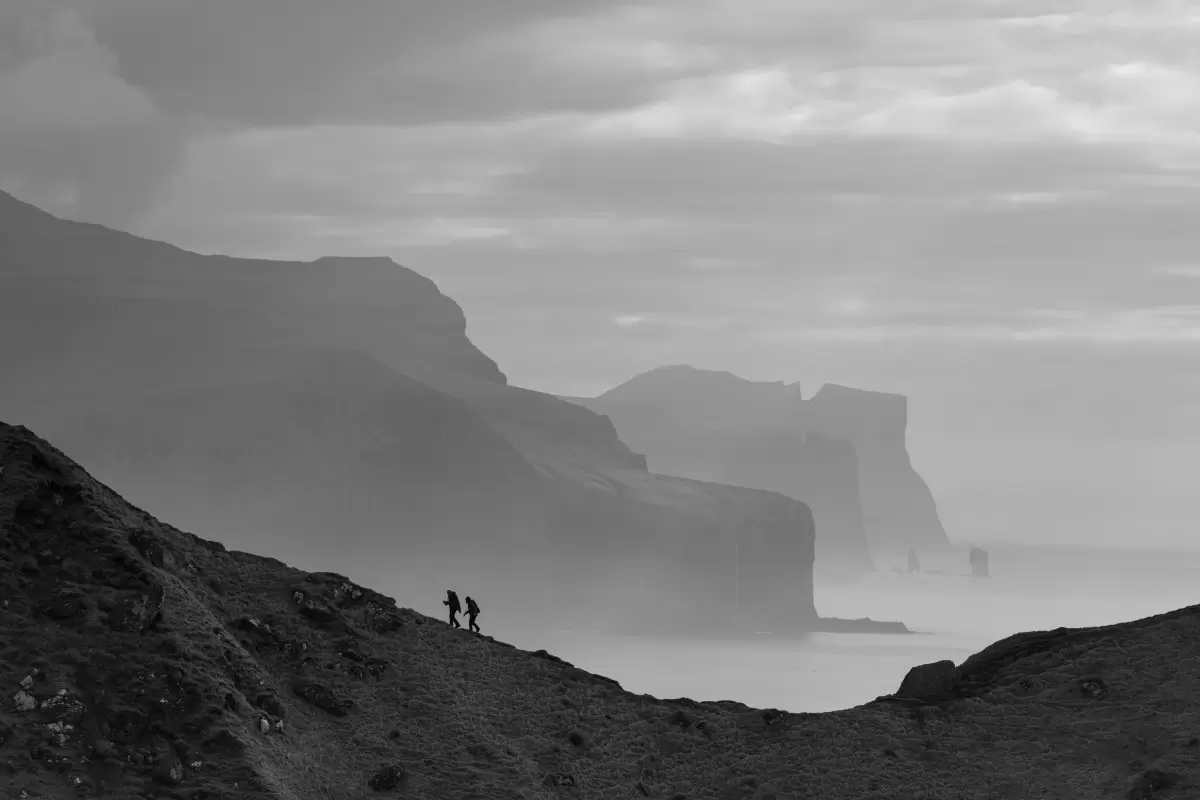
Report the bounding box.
[569,365,952,570]
[0,190,821,635]
[4,424,1200,800]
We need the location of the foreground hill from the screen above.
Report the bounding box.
[0,190,820,634]
[569,366,952,568]
[3,424,1199,799]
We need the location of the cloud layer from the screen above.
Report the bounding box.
[4,0,1200,545]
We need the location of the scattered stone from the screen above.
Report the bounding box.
[44,721,74,746]
[40,689,86,722]
[109,586,165,632]
[258,717,270,734]
[19,675,34,691]
[896,660,957,702]
[368,764,405,791]
[12,691,36,712]
[297,597,339,624]
[553,773,576,787]
[152,759,185,786]
[1079,677,1108,699]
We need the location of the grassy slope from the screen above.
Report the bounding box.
[2,422,1199,800]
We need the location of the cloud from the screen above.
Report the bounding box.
[0,2,184,224]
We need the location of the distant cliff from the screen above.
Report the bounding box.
[0,190,813,633]
[570,365,951,568]
[806,384,951,556]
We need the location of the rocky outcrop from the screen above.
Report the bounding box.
[806,384,951,556]
[894,660,957,702]
[0,192,816,635]
[970,546,990,578]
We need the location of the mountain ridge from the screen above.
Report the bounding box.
[2,421,1199,799]
[0,190,820,635]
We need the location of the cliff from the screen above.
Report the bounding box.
[0,191,813,633]
[806,384,951,556]
[2,422,1198,799]
[570,366,878,576]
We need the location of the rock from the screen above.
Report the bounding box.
[291,681,352,717]
[258,717,270,734]
[39,690,86,723]
[1128,769,1181,799]
[297,597,339,624]
[368,764,405,791]
[42,592,82,620]
[1079,677,1108,699]
[152,759,185,786]
[19,675,33,691]
[108,586,165,632]
[44,721,75,746]
[12,691,36,712]
[553,774,576,787]
[969,546,990,578]
[895,660,957,702]
[253,693,285,717]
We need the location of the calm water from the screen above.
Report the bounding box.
[502,541,1200,712]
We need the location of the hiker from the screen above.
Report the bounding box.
[465,596,481,633]
[443,590,462,628]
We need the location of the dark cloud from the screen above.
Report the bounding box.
[88,0,682,127]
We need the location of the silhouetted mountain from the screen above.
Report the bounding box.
[566,365,874,578]
[3,422,1196,799]
[0,191,818,634]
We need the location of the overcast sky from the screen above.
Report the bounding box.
[3,0,1199,547]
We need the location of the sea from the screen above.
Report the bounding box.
[501,540,1200,713]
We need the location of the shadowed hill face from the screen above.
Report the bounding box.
[0,193,815,635]
[3,423,1200,799]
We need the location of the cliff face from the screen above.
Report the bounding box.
[573,368,952,565]
[2,421,1197,800]
[571,366,874,577]
[806,384,951,556]
[0,191,811,634]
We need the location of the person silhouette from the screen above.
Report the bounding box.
[443,590,462,628]
[465,596,481,633]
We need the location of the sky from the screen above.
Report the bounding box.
[2,0,1199,548]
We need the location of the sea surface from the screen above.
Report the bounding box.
[502,540,1200,713]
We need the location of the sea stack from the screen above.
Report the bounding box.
[969,546,990,578]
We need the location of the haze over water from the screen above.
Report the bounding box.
[502,540,1200,713]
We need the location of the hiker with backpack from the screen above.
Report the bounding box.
[443,589,462,628]
[465,596,481,633]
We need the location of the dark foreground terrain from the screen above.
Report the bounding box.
[2,422,1198,800]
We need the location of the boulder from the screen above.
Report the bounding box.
[895,660,957,702]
